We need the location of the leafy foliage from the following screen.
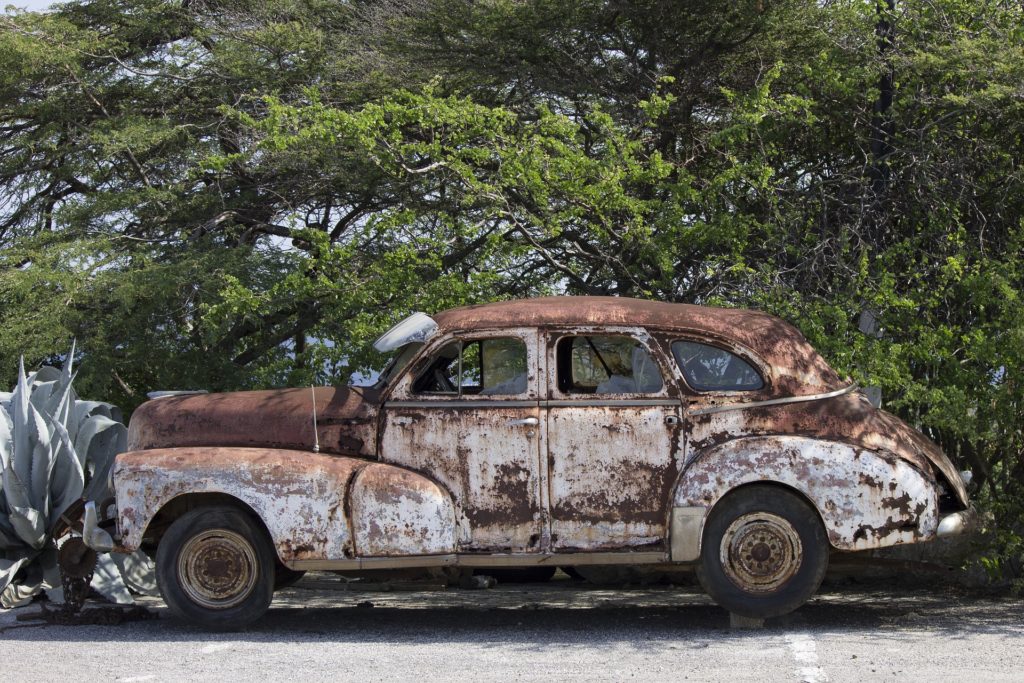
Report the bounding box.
[1,0,1022,577]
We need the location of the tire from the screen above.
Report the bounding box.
[696,485,828,619]
[156,506,275,630]
[273,564,306,591]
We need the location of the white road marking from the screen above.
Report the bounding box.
[201,643,234,654]
[785,632,828,682]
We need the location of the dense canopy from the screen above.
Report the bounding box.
[1,0,1022,581]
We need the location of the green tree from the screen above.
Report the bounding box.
[1,0,1023,579]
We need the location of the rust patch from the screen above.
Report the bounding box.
[127,386,380,458]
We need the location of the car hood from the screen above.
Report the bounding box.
[126,386,380,458]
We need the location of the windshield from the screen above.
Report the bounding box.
[373,312,438,352]
[373,343,423,388]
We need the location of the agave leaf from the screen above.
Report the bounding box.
[0,552,33,606]
[26,377,56,416]
[0,524,23,550]
[40,543,64,604]
[91,552,133,604]
[111,550,158,596]
[0,582,41,608]
[29,367,62,385]
[11,401,51,511]
[46,414,85,526]
[0,499,20,550]
[0,403,12,472]
[28,408,55,509]
[39,370,77,433]
[0,553,31,600]
[43,382,76,484]
[61,340,76,385]
[47,385,82,501]
[0,557,43,608]
[79,416,127,502]
[8,504,47,550]
[11,358,33,489]
[48,446,80,519]
[5,447,49,549]
[73,400,113,426]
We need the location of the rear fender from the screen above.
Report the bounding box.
[668,436,939,561]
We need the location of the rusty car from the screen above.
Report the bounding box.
[77,297,972,628]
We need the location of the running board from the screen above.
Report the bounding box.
[287,551,672,572]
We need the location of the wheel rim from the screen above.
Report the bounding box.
[177,529,258,609]
[720,512,803,593]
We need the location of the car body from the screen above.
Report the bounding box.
[102,297,972,627]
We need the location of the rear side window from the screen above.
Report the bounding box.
[672,341,764,392]
[556,335,664,394]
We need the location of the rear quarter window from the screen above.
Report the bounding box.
[671,341,764,392]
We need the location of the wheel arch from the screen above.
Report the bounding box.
[705,480,826,536]
[139,491,273,552]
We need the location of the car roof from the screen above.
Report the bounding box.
[433,297,844,394]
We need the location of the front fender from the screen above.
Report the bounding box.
[114,447,457,562]
[669,436,939,560]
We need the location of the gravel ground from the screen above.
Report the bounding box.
[1,574,1022,682]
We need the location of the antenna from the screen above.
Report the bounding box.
[310,385,320,453]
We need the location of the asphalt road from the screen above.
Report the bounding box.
[1,575,1022,682]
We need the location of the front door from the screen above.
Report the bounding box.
[544,328,684,552]
[379,329,544,553]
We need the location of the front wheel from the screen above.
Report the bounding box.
[156,506,275,630]
[696,485,828,619]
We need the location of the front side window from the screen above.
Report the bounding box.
[556,335,664,394]
[412,337,528,396]
[672,341,764,392]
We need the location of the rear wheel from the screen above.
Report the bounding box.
[156,506,274,630]
[696,485,828,619]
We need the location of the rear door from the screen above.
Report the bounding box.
[543,328,684,552]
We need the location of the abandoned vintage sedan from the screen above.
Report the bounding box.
[96,297,971,627]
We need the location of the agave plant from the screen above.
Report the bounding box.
[0,345,156,608]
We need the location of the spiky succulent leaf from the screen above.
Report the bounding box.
[110,550,158,596]
[91,553,133,604]
[1,462,45,548]
[0,553,30,598]
[0,555,44,608]
[78,416,127,503]
[0,346,152,606]
[45,410,85,526]
[0,402,12,473]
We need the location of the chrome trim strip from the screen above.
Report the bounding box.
[544,399,680,408]
[286,551,671,571]
[687,383,859,417]
[387,400,539,409]
[387,399,681,409]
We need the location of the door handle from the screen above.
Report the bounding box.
[664,415,680,425]
[508,417,539,427]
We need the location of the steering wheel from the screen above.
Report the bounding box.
[433,367,456,393]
